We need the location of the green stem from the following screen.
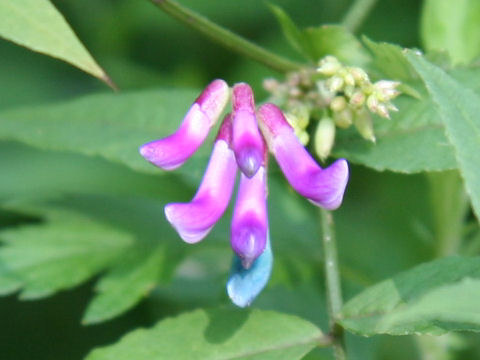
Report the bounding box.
[341,0,379,33]
[320,209,347,360]
[427,170,468,257]
[150,0,303,73]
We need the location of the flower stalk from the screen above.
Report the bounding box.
[341,0,379,33]
[150,0,302,73]
[320,208,347,360]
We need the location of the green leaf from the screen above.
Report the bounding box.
[0,206,132,299]
[0,0,112,85]
[268,4,313,61]
[0,88,209,184]
[333,93,457,173]
[421,0,480,64]
[406,52,480,220]
[303,25,370,65]
[86,308,324,360]
[83,246,165,325]
[362,37,421,98]
[340,256,480,335]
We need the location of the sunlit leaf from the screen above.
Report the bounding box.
[421,0,480,64]
[341,256,480,335]
[407,52,480,219]
[86,308,324,360]
[0,0,112,85]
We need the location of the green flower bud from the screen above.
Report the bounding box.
[314,117,336,160]
[349,67,369,84]
[326,76,344,93]
[349,91,366,107]
[334,108,353,128]
[317,56,341,76]
[330,96,347,112]
[354,109,375,142]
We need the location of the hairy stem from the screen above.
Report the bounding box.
[341,0,379,33]
[150,0,302,73]
[320,209,346,360]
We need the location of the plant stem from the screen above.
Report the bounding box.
[427,170,469,257]
[341,0,379,33]
[150,0,303,73]
[320,208,347,360]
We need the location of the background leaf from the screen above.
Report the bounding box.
[268,4,313,61]
[333,93,457,173]
[0,88,209,184]
[0,206,132,299]
[302,25,370,65]
[82,246,166,325]
[341,256,480,336]
[421,0,480,64]
[86,308,324,360]
[0,0,111,85]
[406,52,480,220]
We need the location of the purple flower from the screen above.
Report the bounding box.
[139,79,230,170]
[164,115,237,243]
[231,161,268,269]
[139,80,350,308]
[232,83,265,178]
[258,103,349,210]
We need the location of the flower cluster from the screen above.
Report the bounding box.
[264,55,401,159]
[140,79,349,307]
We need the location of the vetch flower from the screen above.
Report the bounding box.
[231,153,268,269]
[231,83,265,178]
[139,79,229,170]
[140,79,350,308]
[227,235,273,308]
[164,114,237,243]
[258,103,349,210]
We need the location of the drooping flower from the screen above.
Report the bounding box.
[258,103,349,210]
[139,79,350,308]
[227,234,273,308]
[231,155,268,269]
[164,114,237,243]
[139,79,229,170]
[231,83,265,178]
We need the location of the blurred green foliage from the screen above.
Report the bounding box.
[2,0,479,360]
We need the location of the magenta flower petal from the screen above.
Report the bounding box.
[139,79,230,170]
[164,115,237,243]
[231,165,268,269]
[232,83,265,178]
[258,103,349,210]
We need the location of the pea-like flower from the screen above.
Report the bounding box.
[164,115,237,243]
[139,79,349,308]
[232,83,265,178]
[258,103,349,210]
[139,79,229,170]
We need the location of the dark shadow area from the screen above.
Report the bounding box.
[0,281,152,360]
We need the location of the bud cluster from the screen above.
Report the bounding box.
[263,55,401,159]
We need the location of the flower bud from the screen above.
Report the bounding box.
[317,56,342,76]
[354,109,376,142]
[232,83,265,178]
[314,117,336,160]
[334,108,353,128]
[330,96,347,112]
[326,76,344,93]
[349,91,366,107]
